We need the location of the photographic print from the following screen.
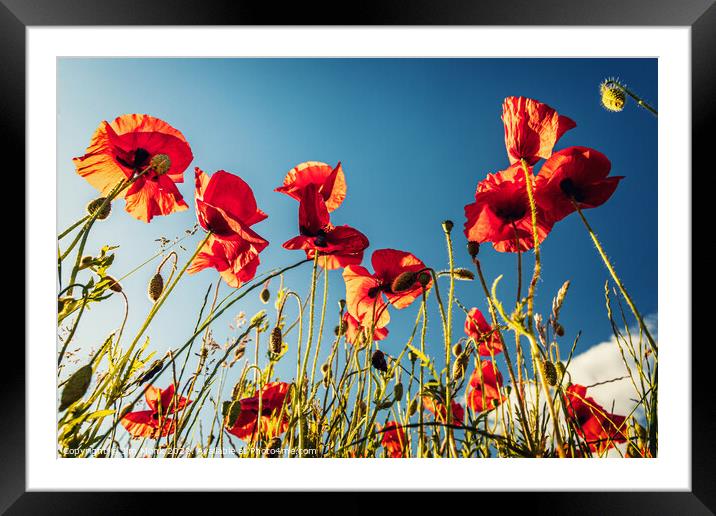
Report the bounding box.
[56,57,658,460]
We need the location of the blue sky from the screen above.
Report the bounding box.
[57,58,657,423]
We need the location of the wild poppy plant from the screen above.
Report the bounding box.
[423,397,465,426]
[535,146,623,222]
[227,382,291,442]
[466,360,506,413]
[73,114,193,223]
[464,307,504,356]
[120,383,190,439]
[188,168,269,288]
[343,249,431,323]
[502,96,576,166]
[463,163,553,252]
[278,161,368,269]
[379,421,406,458]
[564,383,628,454]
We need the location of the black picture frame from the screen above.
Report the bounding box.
[4,1,711,513]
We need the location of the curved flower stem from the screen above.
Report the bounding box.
[442,225,455,457]
[297,253,320,453]
[512,222,522,303]
[418,292,428,457]
[309,256,330,393]
[611,80,658,117]
[572,201,657,354]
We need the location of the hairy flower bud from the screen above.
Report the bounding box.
[147,272,164,302]
[452,268,475,281]
[270,326,283,355]
[417,271,431,288]
[59,364,93,411]
[442,220,454,233]
[259,287,270,304]
[543,360,558,386]
[393,382,404,402]
[338,299,346,312]
[467,241,480,259]
[391,271,417,293]
[600,80,626,112]
[371,350,388,373]
[408,398,419,416]
[105,275,122,293]
[86,197,111,220]
[452,342,463,358]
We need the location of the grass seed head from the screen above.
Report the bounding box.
[270,326,283,354]
[147,272,164,302]
[543,360,558,386]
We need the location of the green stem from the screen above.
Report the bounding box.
[443,226,455,457]
[58,215,90,241]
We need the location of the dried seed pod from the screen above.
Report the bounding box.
[467,241,480,259]
[391,271,417,293]
[371,350,388,373]
[59,364,93,411]
[86,197,111,220]
[270,327,283,354]
[442,220,454,233]
[543,360,558,386]
[147,272,164,302]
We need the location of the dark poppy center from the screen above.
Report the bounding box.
[116,147,152,172]
[559,178,585,202]
[495,202,527,222]
[313,230,328,248]
[367,285,383,298]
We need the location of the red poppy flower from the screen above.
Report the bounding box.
[281,183,368,270]
[463,163,554,252]
[379,421,406,458]
[275,161,347,212]
[343,249,431,327]
[466,361,506,413]
[564,384,628,454]
[464,308,504,356]
[502,96,576,166]
[188,168,269,287]
[343,311,389,346]
[535,146,623,222]
[120,383,190,439]
[422,397,465,426]
[227,382,291,442]
[73,114,193,222]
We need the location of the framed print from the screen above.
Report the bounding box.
[4,0,713,513]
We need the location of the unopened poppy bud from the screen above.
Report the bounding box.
[371,350,388,373]
[150,153,172,174]
[338,299,346,312]
[259,287,270,304]
[391,271,417,293]
[86,197,111,220]
[59,364,93,411]
[452,343,463,357]
[417,271,431,287]
[270,326,283,354]
[393,382,404,402]
[452,355,468,381]
[147,272,164,302]
[408,350,418,363]
[467,241,480,258]
[543,360,558,386]
[600,80,626,112]
[556,361,567,379]
[408,398,418,416]
[105,275,122,293]
[442,220,454,233]
[554,322,565,337]
[334,320,348,336]
[453,268,475,281]
[321,362,330,375]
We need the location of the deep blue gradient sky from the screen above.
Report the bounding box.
[57,58,657,400]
